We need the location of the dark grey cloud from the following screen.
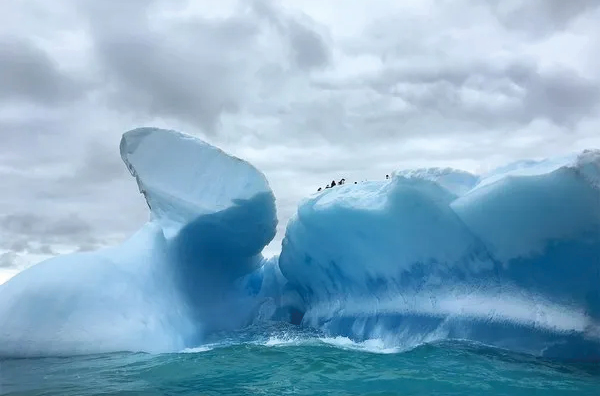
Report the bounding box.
[0,37,86,105]
[1,213,92,240]
[89,22,250,132]
[488,0,600,36]
[0,252,17,268]
[0,210,107,266]
[62,140,130,185]
[73,0,331,134]
[0,114,78,166]
[367,60,600,130]
[251,0,331,71]
[8,239,30,253]
[0,0,598,269]
[523,66,600,126]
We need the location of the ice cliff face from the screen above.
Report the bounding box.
[279,177,493,303]
[452,151,600,317]
[120,128,276,245]
[0,127,598,359]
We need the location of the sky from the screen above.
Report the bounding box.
[1,0,599,283]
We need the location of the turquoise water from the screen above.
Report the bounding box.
[2,326,599,396]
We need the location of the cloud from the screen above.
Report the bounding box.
[0,213,93,244]
[74,0,332,133]
[0,252,17,268]
[366,59,600,130]
[251,0,331,70]
[488,0,599,35]
[0,37,86,106]
[0,0,598,270]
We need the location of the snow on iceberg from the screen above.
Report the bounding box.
[394,167,479,197]
[0,127,278,356]
[280,151,600,359]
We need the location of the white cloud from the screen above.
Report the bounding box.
[0,0,598,277]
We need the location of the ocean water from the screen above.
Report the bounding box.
[1,324,598,396]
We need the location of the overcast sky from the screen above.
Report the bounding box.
[1,0,599,282]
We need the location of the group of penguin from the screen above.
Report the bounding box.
[317,175,390,192]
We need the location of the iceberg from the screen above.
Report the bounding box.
[0,127,598,360]
[0,127,278,356]
[281,151,600,359]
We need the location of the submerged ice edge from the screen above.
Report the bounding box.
[304,292,596,335]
